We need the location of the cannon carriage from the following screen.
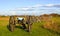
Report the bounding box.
[9,16,33,32]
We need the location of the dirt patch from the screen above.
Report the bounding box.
[0,17,9,20]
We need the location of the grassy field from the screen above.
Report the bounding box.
[0,16,60,36]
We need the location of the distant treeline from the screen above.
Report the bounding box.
[0,13,60,17]
[40,13,60,17]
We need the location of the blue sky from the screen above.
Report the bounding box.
[0,0,60,15]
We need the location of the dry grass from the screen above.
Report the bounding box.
[0,15,60,36]
[0,16,9,20]
[41,16,60,34]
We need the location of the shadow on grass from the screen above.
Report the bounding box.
[7,25,11,32]
[15,26,29,32]
[15,26,23,29]
[7,24,28,32]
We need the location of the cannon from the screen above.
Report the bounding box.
[9,16,33,32]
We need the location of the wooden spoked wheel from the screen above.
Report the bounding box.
[9,16,15,32]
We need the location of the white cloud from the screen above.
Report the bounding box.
[12,4,60,11]
[44,4,60,7]
[45,4,54,7]
[54,4,60,7]
[11,11,16,15]
[0,4,60,15]
[21,7,30,10]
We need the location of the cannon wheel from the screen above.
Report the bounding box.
[27,16,32,32]
[28,24,30,32]
[9,16,16,32]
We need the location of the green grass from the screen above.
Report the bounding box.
[0,17,60,36]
